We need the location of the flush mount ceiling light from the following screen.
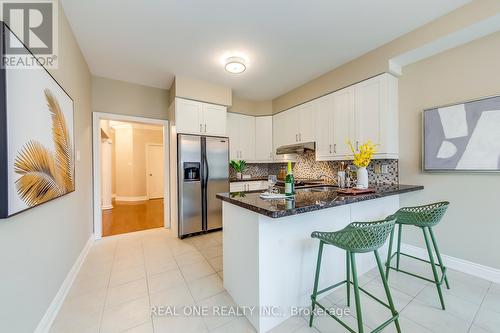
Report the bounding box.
[225,56,246,74]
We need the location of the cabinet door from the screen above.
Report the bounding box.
[355,76,381,148]
[272,112,288,161]
[285,107,300,144]
[248,181,263,191]
[273,112,285,148]
[175,98,203,134]
[255,116,273,162]
[315,95,334,159]
[297,103,315,143]
[239,115,256,161]
[230,182,245,192]
[227,113,240,160]
[202,103,227,136]
[333,87,355,157]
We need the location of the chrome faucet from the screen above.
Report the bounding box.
[318,174,338,185]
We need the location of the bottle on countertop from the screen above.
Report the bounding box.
[337,161,346,188]
[284,161,295,196]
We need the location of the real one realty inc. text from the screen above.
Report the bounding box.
[151,305,351,318]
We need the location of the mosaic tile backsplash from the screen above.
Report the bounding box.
[230,150,399,185]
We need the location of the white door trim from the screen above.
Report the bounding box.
[92,112,170,240]
[145,143,164,200]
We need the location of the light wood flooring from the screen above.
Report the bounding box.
[102,199,164,237]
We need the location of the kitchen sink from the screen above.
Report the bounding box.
[308,186,338,192]
[296,185,338,192]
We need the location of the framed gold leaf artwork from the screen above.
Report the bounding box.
[0,22,75,218]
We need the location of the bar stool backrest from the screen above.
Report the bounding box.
[312,217,396,253]
[392,201,449,227]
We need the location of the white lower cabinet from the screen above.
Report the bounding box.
[230,181,268,192]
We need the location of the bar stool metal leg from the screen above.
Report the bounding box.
[346,251,351,306]
[375,250,401,333]
[396,225,402,271]
[385,227,395,278]
[429,227,450,290]
[309,241,324,327]
[350,252,364,333]
[422,227,446,310]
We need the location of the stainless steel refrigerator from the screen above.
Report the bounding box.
[177,134,229,238]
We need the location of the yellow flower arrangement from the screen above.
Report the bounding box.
[347,140,378,168]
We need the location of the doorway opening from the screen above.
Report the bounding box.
[93,113,169,239]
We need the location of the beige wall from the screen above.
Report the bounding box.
[113,126,163,198]
[398,31,500,269]
[272,0,500,113]
[132,128,163,197]
[267,0,500,269]
[92,76,169,120]
[173,75,232,106]
[114,126,134,197]
[0,4,93,332]
[229,96,273,116]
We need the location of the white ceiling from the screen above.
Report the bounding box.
[61,0,470,101]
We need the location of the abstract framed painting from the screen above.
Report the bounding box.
[423,95,500,172]
[0,22,75,218]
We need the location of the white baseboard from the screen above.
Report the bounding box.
[34,234,94,333]
[401,243,500,284]
[114,195,148,202]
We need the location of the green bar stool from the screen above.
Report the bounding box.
[385,201,450,310]
[309,217,400,333]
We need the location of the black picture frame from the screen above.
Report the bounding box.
[0,21,75,219]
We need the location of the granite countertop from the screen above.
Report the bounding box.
[216,184,424,218]
[229,177,269,183]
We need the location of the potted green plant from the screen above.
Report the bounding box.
[229,160,247,179]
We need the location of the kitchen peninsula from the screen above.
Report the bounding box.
[216,184,423,332]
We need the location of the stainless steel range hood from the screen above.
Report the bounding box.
[276,142,315,155]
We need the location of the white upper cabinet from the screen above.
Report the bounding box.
[227,113,241,160]
[227,113,255,161]
[175,98,227,136]
[272,111,287,162]
[354,73,398,158]
[314,94,334,160]
[175,98,203,134]
[202,103,227,136]
[333,86,356,158]
[296,103,315,143]
[314,73,398,160]
[273,103,316,148]
[254,116,273,162]
[239,115,256,161]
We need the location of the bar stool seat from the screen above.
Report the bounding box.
[309,217,401,333]
[385,201,450,310]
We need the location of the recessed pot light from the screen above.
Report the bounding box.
[225,56,246,74]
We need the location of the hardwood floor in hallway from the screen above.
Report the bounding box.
[102,199,164,237]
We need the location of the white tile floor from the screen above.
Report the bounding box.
[50,228,500,333]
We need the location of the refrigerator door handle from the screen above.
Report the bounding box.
[203,154,209,185]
